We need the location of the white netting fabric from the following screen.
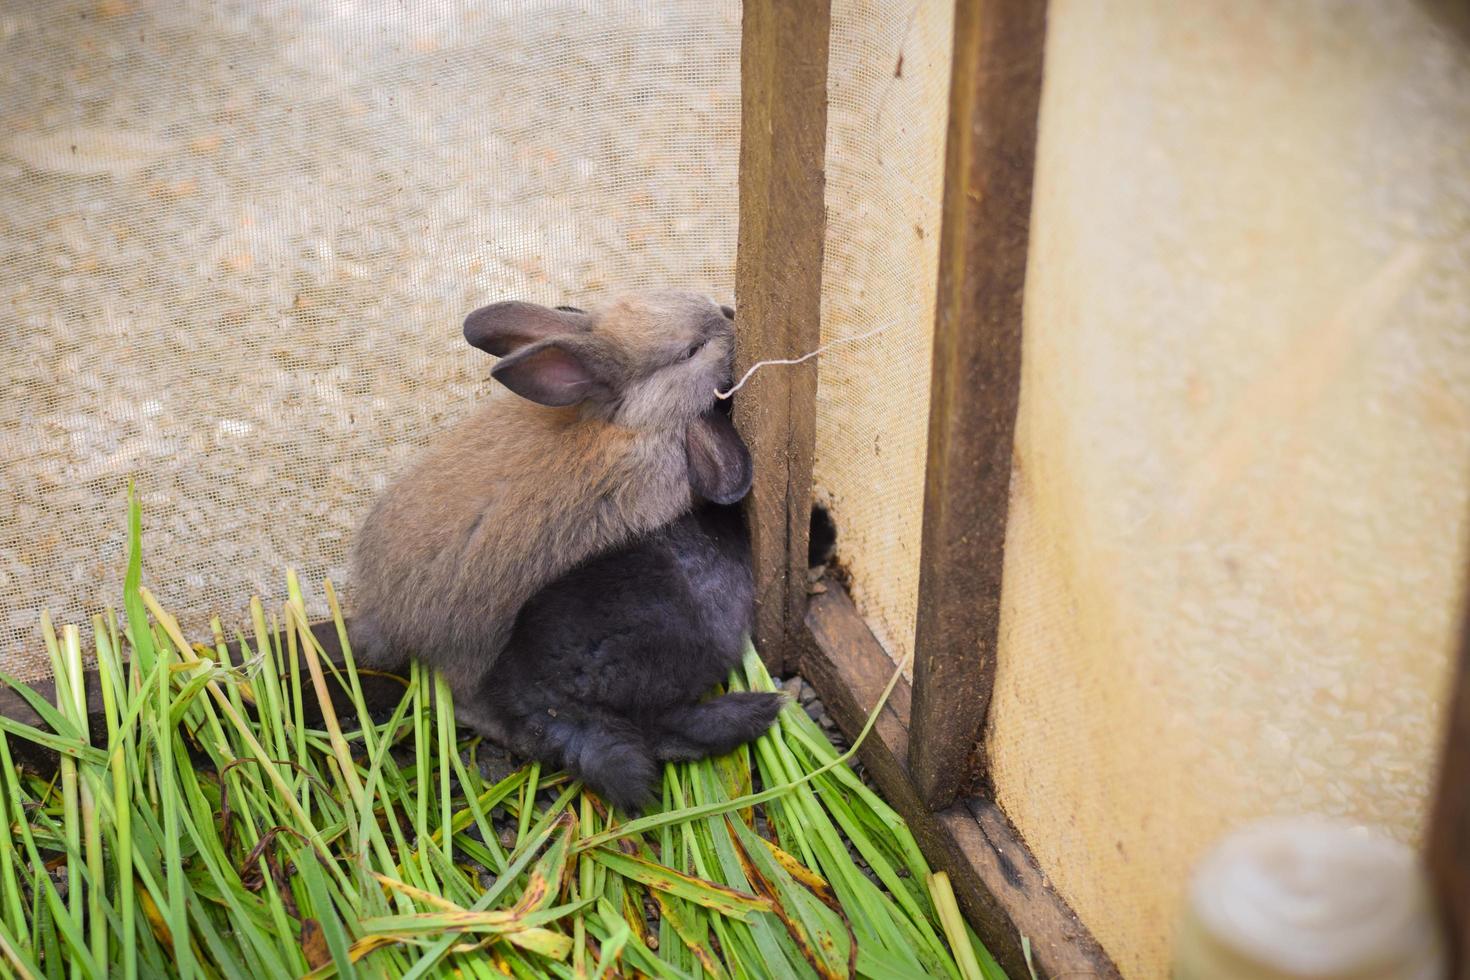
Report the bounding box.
[0,0,740,679]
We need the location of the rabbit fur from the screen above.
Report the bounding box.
[475,497,782,813]
[349,290,751,724]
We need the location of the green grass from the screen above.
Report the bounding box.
[0,491,1007,979]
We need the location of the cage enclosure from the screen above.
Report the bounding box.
[4,1,1470,978]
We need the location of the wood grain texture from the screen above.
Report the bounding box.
[1429,593,1470,977]
[733,0,830,674]
[910,0,1049,810]
[802,579,1119,980]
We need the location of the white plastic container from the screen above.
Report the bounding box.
[1174,817,1446,980]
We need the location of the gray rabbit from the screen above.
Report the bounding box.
[349,291,751,732]
[476,485,782,813]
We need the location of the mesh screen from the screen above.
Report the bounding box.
[1,0,740,680]
[815,0,952,664]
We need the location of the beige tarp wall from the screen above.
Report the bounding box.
[989,2,1470,975]
[815,0,952,663]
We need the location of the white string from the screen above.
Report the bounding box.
[714,323,892,400]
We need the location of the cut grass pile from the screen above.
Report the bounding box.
[0,495,1006,979]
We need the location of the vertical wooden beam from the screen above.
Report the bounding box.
[734,0,830,673]
[1429,582,1470,976]
[909,0,1048,810]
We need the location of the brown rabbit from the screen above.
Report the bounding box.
[349,290,749,730]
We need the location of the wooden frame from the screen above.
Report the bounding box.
[802,581,1119,979]
[909,0,1048,811]
[733,0,831,675]
[0,0,1117,971]
[3,4,1108,970]
[722,0,1116,970]
[1429,593,1470,975]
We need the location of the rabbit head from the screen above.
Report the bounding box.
[463,290,750,504]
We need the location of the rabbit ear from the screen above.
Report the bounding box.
[463,301,587,357]
[490,336,616,407]
[686,408,753,504]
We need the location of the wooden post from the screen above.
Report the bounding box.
[1429,584,1470,975]
[909,0,1048,810]
[734,0,830,673]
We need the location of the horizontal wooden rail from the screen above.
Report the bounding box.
[802,579,1119,979]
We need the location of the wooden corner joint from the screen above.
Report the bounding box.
[800,578,1120,980]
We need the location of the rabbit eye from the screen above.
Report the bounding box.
[683,340,706,361]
